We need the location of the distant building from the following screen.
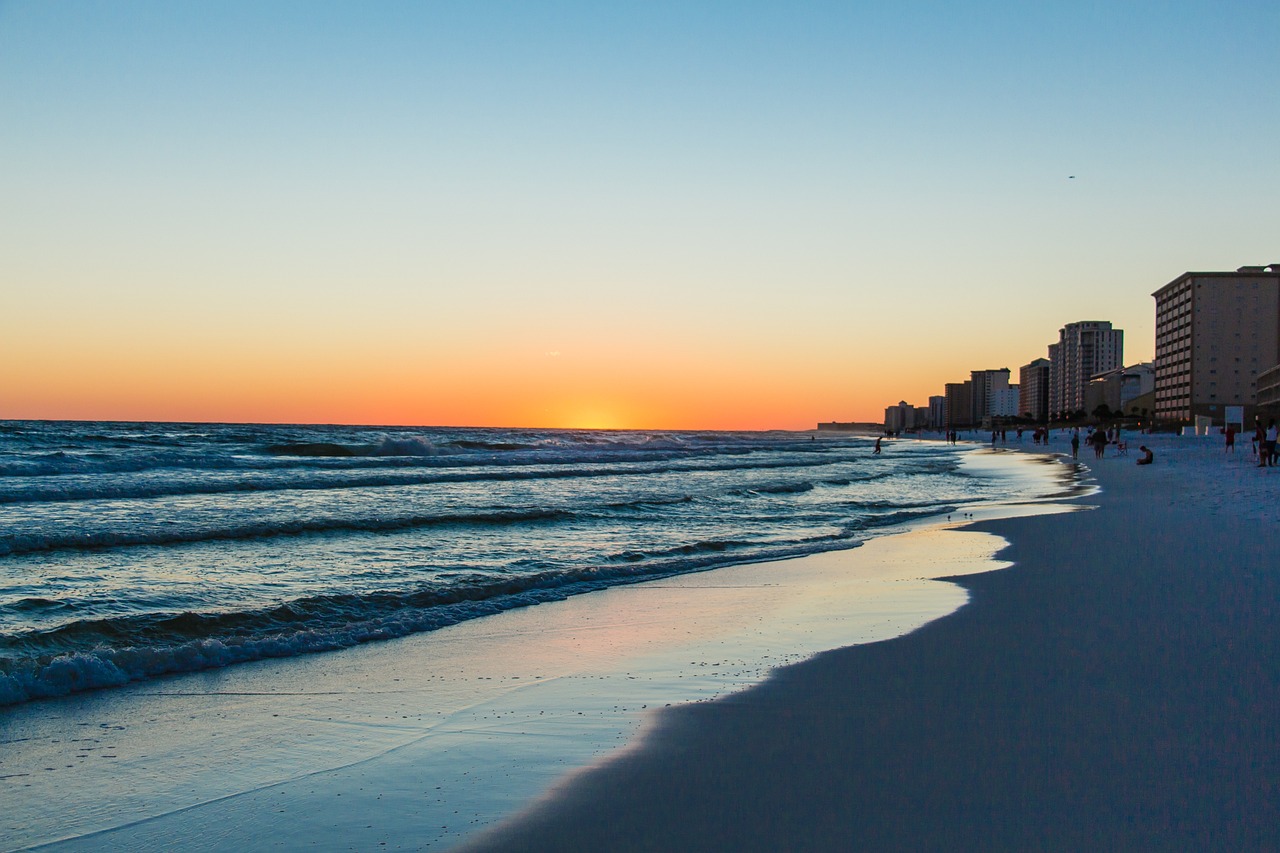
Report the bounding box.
[992,386,1021,418]
[1118,363,1155,413]
[1085,363,1157,417]
[945,382,973,427]
[884,400,919,433]
[969,369,1012,424]
[1049,321,1124,418]
[1153,266,1280,425]
[1046,343,1060,416]
[1019,358,1051,422]
[816,422,875,432]
[928,395,947,431]
[1086,364,1153,418]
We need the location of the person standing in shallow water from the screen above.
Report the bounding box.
[1070,429,1080,459]
[874,437,882,455]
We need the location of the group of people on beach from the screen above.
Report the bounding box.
[1067,426,1122,459]
[1061,425,1151,465]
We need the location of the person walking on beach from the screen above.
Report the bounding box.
[1225,425,1236,452]
[1070,429,1080,459]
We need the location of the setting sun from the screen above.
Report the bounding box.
[552,402,631,431]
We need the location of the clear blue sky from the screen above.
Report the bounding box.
[3,1,1277,426]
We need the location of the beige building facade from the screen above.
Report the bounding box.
[1152,267,1280,425]
[1019,358,1051,422]
[1048,321,1124,418]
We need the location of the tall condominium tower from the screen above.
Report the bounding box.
[969,368,1011,424]
[1019,358,1051,422]
[1152,266,1280,424]
[944,381,972,427]
[1048,321,1124,417]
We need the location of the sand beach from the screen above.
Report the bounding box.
[4,434,1277,851]
[466,432,1280,851]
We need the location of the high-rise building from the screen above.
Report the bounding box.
[969,369,1011,424]
[928,395,947,431]
[1046,343,1061,417]
[1048,321,1124,417]
[1152,266,1280,425]
[944,382,972,427]
[1019,358,1051,422]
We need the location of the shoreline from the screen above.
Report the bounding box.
[2,445,1074,852]
[465,433,1280,851]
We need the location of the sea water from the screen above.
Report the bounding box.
[0,421,1052,706]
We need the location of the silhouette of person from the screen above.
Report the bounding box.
[1091,428,1107,459]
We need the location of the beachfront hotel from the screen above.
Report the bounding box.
[1048,321,1125,419]
[944,382,972,427]
[928,395,946,430]
[1152,265,1280,425]
[1019,358,1051,422]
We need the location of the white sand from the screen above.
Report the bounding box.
[10,435,1276,851]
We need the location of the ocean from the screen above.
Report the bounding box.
[0,421,1055,707]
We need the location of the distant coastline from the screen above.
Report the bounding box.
[814,421,881,432]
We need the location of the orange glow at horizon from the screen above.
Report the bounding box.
[4,282,1017,430]
[4,340,931,430]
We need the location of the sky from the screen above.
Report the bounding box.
[2,1,1277,430]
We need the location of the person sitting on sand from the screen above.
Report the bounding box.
[1137,445,1153,465]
